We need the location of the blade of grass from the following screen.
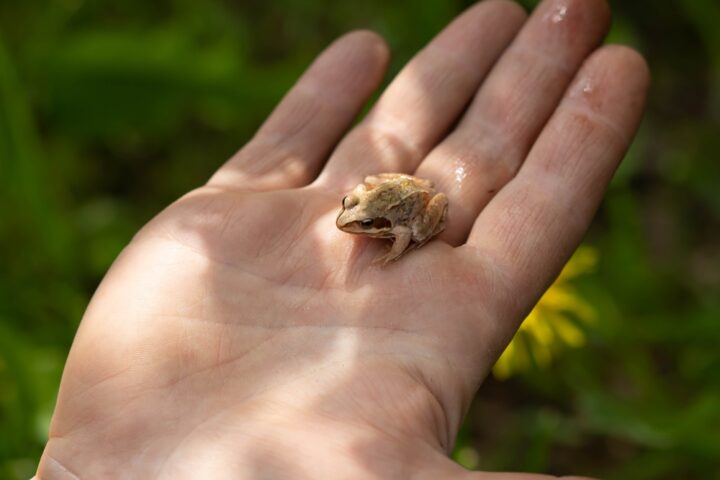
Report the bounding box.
[0,36,70,267]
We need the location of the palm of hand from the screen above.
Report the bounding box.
[39,0,648,478]
[46,186,487,477]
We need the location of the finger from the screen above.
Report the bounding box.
[208,30,389,191]
[317,0,527,193]
[464,45,649,340]
[416,0,611,245]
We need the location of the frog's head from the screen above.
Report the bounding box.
[336,184,394,237]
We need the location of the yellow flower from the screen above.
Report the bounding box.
[492,246,599,380]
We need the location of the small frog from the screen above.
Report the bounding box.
[336,173,448,265]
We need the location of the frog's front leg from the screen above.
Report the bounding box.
[413,193,448,247]
[374,227,412,265]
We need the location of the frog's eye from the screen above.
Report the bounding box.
[343,195,359,209]
[360,219,374,228]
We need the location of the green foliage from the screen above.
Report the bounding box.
[0,0,718,479]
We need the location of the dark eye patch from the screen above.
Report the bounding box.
[372,218,391,229]
[359,218,391,229]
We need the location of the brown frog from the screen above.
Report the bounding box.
[336,173,448,265]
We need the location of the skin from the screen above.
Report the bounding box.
[37,0,649,478]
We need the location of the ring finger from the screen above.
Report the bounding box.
[317,0,527,194]
[415,0,611,245]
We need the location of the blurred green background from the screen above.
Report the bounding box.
[1,0,719,478]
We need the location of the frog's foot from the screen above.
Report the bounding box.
[372,230,412,266]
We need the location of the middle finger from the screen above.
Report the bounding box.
[317,0,527,193]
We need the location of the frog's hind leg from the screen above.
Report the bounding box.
[413,193,448,249]
[364,173,434,189]
[373,229,412,265]
[363,174,392,186]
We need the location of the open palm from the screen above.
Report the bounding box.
[38,0,648,478]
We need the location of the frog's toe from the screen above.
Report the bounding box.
[372,250,402,266]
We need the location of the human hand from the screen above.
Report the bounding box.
[37,0,648,478]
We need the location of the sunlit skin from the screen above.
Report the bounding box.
[37,0,648,478]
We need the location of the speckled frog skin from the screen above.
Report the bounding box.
[336,173,448,264]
